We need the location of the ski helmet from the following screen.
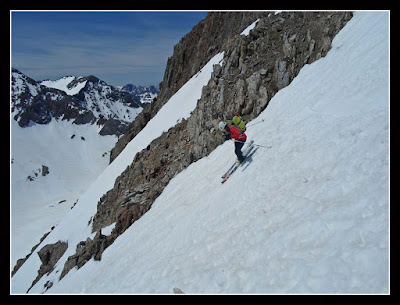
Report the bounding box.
[219,121,227,131]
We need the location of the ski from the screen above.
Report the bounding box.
[221,165,238,184]
[221,162,237,179]
[221,140,254,184]
[221,147,254,184]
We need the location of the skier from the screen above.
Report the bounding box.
[219,116,247,163]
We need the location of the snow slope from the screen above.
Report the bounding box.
[40,76,87,96]
[11,119,117,267]
[12,73,143,266]
[241,18,260,35]
[11,52,224,293]
[12,12,388,294]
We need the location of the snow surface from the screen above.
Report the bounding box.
[41,77,87,96]
[11,51,224,293]
[241,19,260,36]
[11,119,117,267]
[11,12,389,294]
[12,74,144,264]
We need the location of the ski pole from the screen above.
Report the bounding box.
[233,140,271,149]
[251,143,272,149]
[246,119,265,128]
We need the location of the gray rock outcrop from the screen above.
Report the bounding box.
[27,241,68,293]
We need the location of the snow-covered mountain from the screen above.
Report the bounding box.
[11,11,389,294]
[40,76,88,96]
[120,84,159,104]
[12,69,144,135]
[11,70,145,268]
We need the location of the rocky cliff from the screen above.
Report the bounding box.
[109,12,266,163]
[59,11,353,279]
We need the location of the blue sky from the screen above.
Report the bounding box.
[11,11,208,86]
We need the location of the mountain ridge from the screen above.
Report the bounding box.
[11,68,146,136]
[120,84,159,103]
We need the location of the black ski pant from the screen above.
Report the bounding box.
[235,140,245,161]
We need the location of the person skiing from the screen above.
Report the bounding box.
[219,115,247,163]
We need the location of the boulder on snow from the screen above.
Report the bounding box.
[173,287,185,294]
[41,165,49,176]
[27,241,68,293]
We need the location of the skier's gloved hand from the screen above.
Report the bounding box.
[224,133,231,141]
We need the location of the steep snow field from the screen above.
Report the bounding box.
[11,52,225,293]
[11,119,117,267]
[40,76,87,96]
[11,12,389,294]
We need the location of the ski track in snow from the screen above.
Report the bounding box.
[11,12,389,294]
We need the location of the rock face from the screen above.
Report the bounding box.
[60,230,112,280]
[59,12,352,280]
[158,11,267,105]
[187,11,354,162]
[109,11,266,163]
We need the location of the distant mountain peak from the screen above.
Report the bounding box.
[40,76,87,96]
[11,69,146,136]
[120,84,159,104]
